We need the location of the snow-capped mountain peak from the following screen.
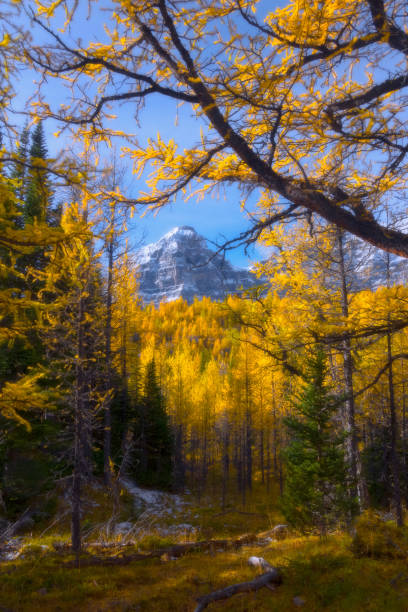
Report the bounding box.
[135,226,259,305]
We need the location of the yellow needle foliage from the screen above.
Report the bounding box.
[28,0,408,256]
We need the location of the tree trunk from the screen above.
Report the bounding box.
[174,423,185,491]
[72,291,85,564]
[337,229,367,509]
[104,236,114,485]
[120,303,129,448]
[260,428,264,485]
[384,248,403,526]
[272,388,278,479]
[387,328,403,526]
[221,417,229,511]
[266,430,271,494]
[401,363,407,488]
[245,409,252,492]
[244,350,252,492]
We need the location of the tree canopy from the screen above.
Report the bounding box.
[25,0,408,256]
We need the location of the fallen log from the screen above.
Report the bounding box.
[64,550,161,568]
[64,533,258,568]
[194,568,283,611]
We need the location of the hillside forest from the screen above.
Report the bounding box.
[3,1,408,611]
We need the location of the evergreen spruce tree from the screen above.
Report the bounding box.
[281,349,354,533]
[22,121,58,286]
[25,121,47,224]
[134,360,173,489]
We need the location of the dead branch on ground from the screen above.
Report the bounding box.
[194,568,282,611]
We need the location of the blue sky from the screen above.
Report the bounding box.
[13,1,280,268]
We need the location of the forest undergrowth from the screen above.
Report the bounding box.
[1,480,408,612]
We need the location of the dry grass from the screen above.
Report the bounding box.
[2,483,408,610]
[1,529,408,611]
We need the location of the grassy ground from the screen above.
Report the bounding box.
[1,532,408,611]
[1,483,408,611]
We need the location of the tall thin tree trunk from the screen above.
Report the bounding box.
[387,329,403,526]
[245,409,252,492]
[266,431,271,494]
[260,429,264,485]
[201,428,208,495]
[221,416,229,511]
[121,306,128,420]
[236,429,245,506]
[384,248,403,526]
[272,389,278,478]
[337,230,367,509]
[72,292,85,565]
[402,369,407,476]
[259,385,264,484]
[244,349,252,492]
[104,236,114,485]
[174,423,185,492]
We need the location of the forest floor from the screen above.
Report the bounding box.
[1,482,408,611]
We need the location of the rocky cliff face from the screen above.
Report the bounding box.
[358,249,408,291]
[135,226,407,306]
[136,226,259,305]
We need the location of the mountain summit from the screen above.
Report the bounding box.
[135,226,259,305]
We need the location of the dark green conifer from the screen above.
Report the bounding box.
[25,121,51,225]
[133,359,173,489]
[281,349,354,533]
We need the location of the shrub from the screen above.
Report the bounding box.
[351,510,408,558]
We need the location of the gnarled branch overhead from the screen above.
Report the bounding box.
[25,0,408,256]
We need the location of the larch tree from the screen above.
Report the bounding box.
[44,196,106,560]
[24,0,408,258]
